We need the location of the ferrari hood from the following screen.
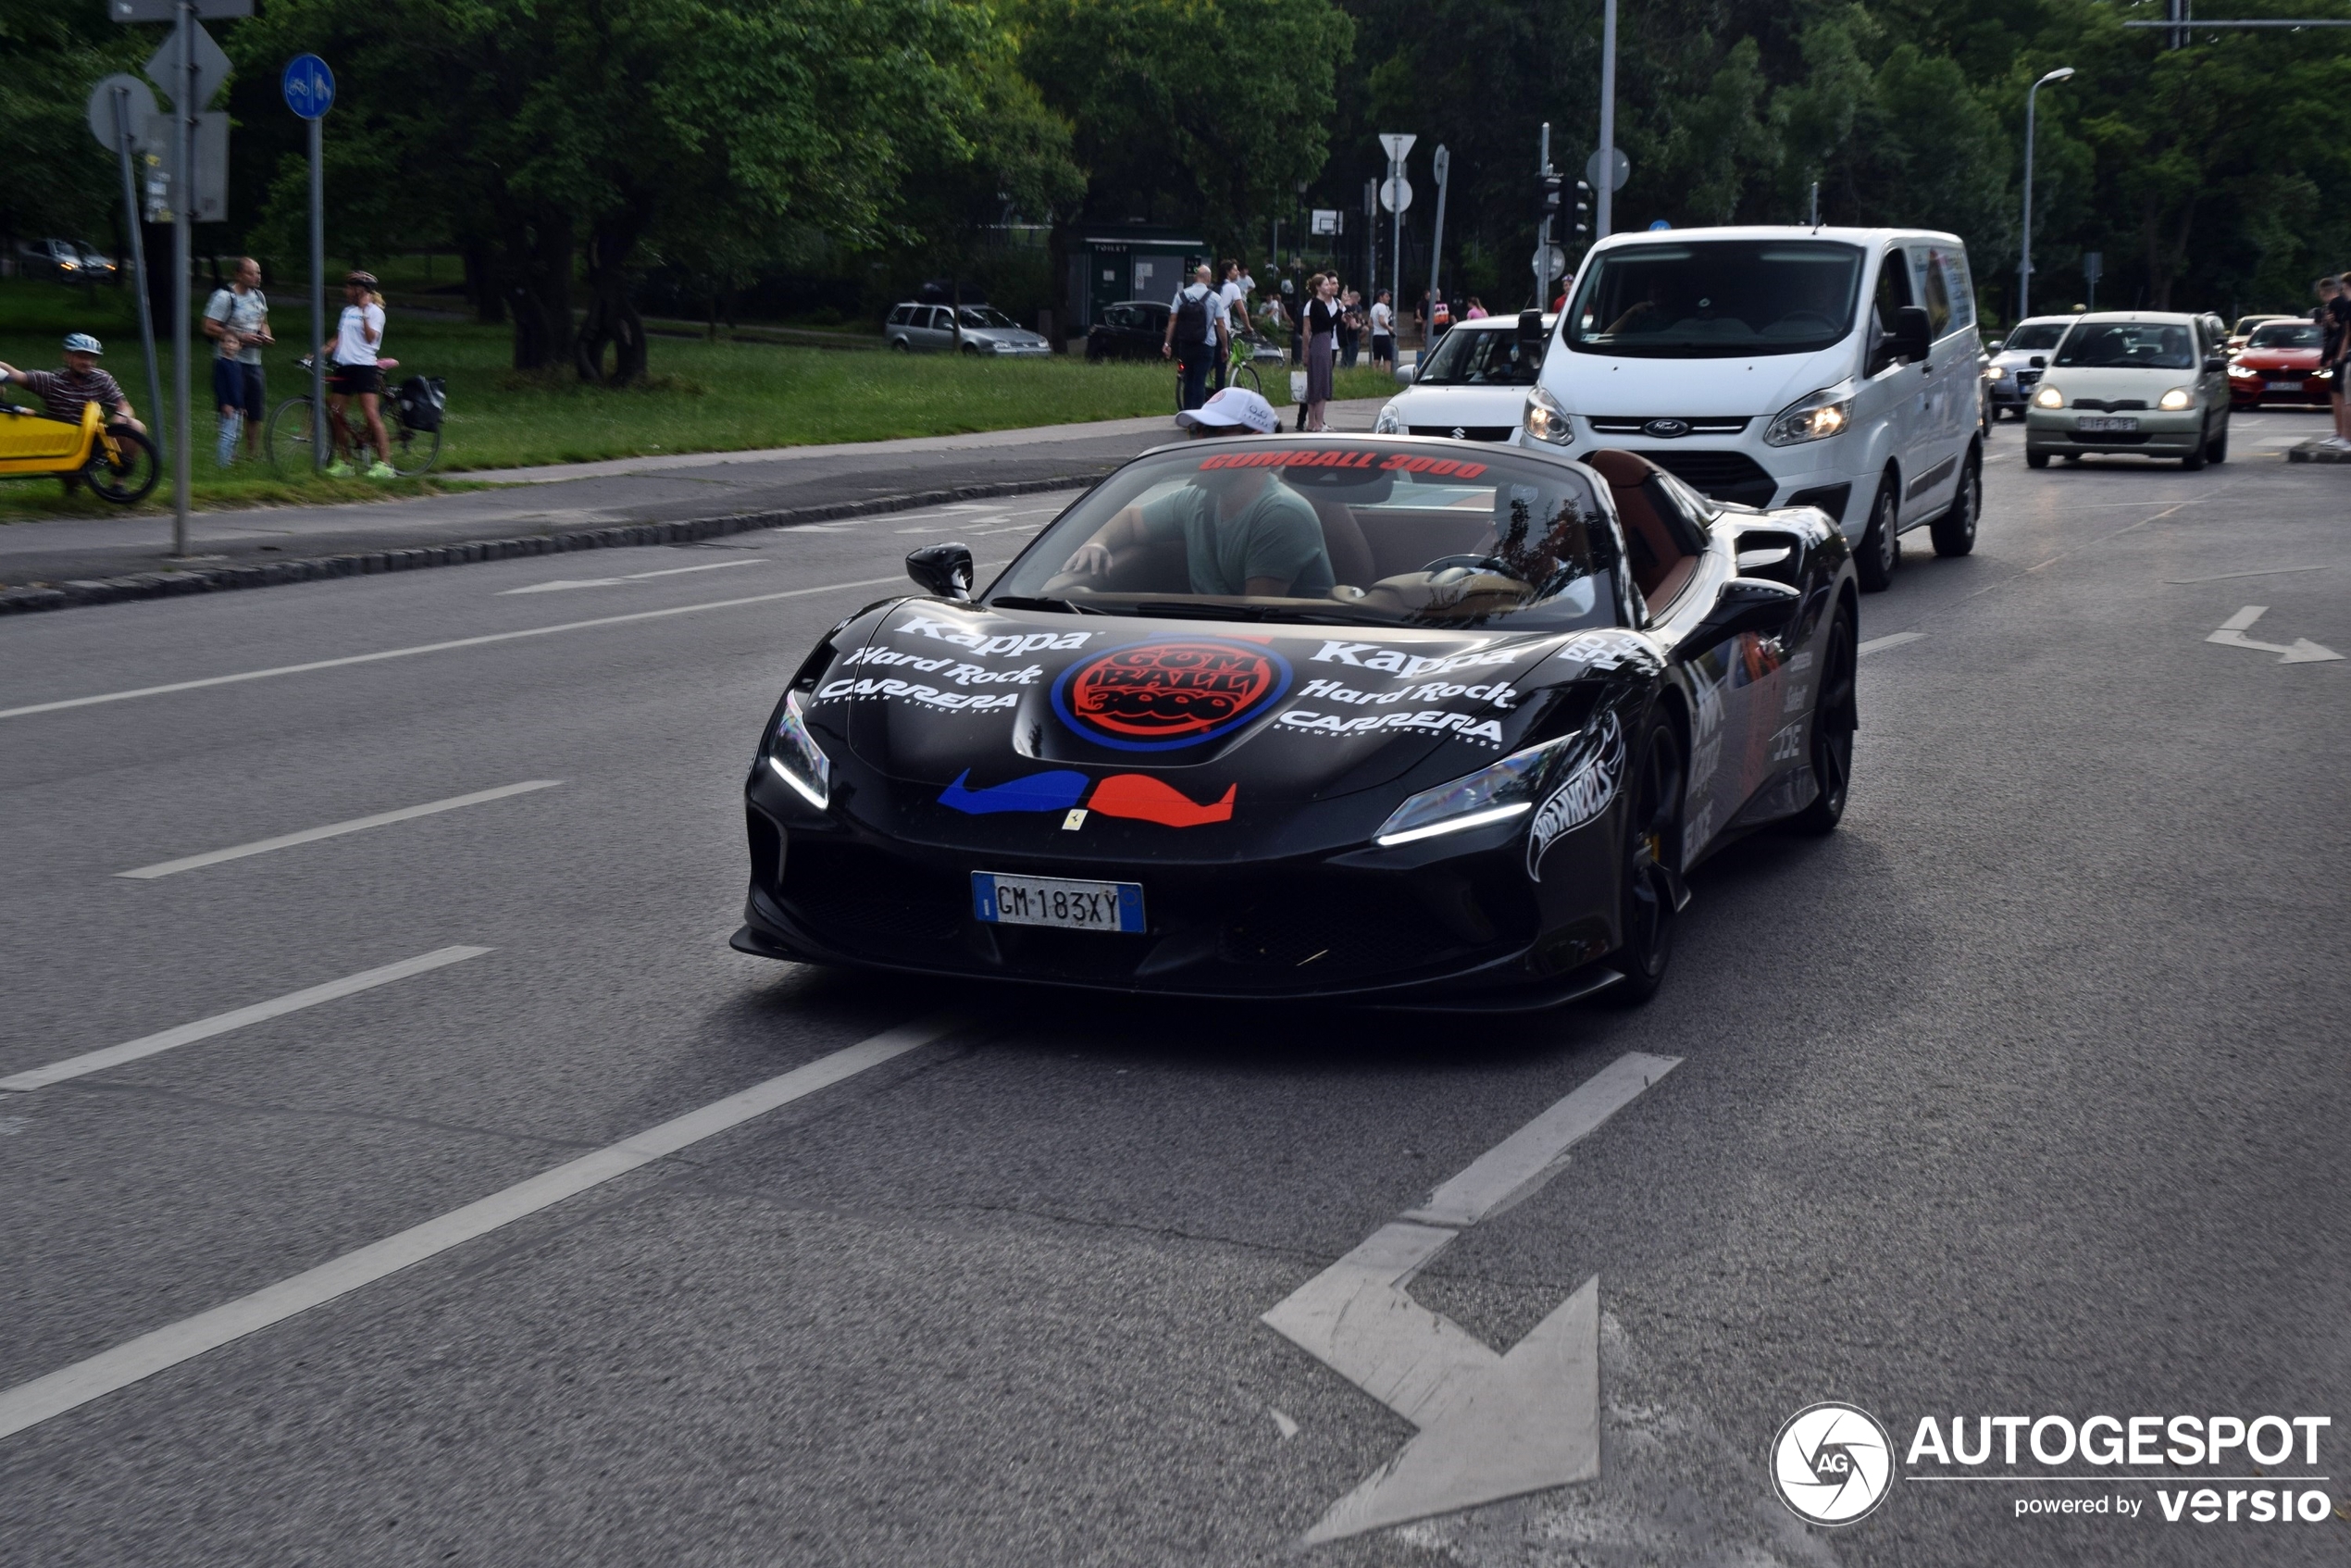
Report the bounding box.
[815,602,1584,815]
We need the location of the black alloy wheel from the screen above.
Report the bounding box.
[1601,714,1686,1007]
[1789,604,1859,835]
[1931,449,1981,557]
[1855,477,1899,592]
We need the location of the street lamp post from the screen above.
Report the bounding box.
[2018,66,2074,321]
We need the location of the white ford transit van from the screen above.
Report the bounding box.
[1517,226,1984,591]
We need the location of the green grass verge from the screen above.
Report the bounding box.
[2,277,1402,522]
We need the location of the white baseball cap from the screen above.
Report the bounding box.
[1176,386,1279,434]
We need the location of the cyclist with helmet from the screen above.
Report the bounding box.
[0,332,146,437]
[316,269,392,478]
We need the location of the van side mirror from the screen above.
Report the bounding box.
[1892,306,1933,364]
[2029,355,2046,369]
[1683,577,1800,649]
[905,542,974,600]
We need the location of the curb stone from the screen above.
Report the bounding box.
[2285,437,2351,465]
[0,470,1113,617]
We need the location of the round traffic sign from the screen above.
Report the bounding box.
[281,54,335,119]
[1532,243,1568,282]
[1379,176,1413,214]
[85,73,159,153]
[1585,146,1630,193]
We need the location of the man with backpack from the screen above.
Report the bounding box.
[1163,263,1228,413]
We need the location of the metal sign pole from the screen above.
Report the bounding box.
[170,0,193,554]
[1428,146,1450,329]
[110,87,167,462]
[310,114,325,471]
[1389,151,1401,343]
[1597,0,1619,240]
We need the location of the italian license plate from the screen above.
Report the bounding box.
[2076,416,2138,432]
[972,871,1144,933]
[2267,379,2302,392]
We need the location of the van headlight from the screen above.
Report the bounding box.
[2033,385,2065,409]
[1375,402,1403,433]
[1762,386,1854,446]
[765,690,831,809]
[2158,387,2194,410]
[1523,384,1574,445]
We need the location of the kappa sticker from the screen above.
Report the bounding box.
[1053,638,1291,752]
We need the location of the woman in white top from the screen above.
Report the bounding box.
[318,269,392,476]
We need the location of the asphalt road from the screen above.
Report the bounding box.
[1,417,2345,1566]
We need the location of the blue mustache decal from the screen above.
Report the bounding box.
[938,769,1089,815]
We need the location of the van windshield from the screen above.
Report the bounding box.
[1565,241,1863,358]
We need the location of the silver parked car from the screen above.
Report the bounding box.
[883,303,1051,356]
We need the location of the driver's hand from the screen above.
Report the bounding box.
[1064,541,1114,577]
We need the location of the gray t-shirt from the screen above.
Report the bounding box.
[205,286,268,365]
[1138,481,1334,597]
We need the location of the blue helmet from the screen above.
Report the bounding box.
[62,332,104,355]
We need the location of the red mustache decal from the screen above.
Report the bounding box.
[1088,773,1237,828]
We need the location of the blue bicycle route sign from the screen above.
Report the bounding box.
[281,54,334,120]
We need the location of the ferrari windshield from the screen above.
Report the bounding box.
[1565,241,1863,357]
[987,441,1621,630]
[1412,324,1544,385]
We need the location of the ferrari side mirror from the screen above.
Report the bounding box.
[906,541,974,601]
[1684,577,1800,651]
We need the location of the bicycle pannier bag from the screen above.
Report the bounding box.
[396,375,446,432]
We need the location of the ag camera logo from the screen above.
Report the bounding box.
[1773,1402,1895,1524]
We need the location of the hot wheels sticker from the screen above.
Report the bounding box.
[1052,639,1291,752]
[1525,710,1627,880]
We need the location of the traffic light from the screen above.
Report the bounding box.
[1574,180,1592,235]
[1539,173,1564,217]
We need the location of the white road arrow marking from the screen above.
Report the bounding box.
[1263,1052,1679,1542]
[2206,605,2343,664]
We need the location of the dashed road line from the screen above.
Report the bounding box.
[116,782,562,879]
[0,1014,963,1438]
[1857,631,1923,656]
[0,946,492,1092]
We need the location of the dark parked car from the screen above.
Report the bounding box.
[1085,301,1172,363]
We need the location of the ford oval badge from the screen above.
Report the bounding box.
[1642,417,1691,439]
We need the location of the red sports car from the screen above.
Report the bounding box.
[2227,319,2332,409]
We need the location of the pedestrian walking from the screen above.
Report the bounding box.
[203,255,272,467]
[320,269,393,478]
[1303,272,1338,432]
[1370,289,1395,367]
[1163,263,1227,413]
[1463,296,1488,320]
[1339,289,1363,369]
[2319,276,2347,448]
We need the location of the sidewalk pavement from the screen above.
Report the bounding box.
[0,399,1391,604]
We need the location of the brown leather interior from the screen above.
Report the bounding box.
[1308,498,1376,586]
[1584,449,1701,614]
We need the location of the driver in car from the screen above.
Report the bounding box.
[1061,387,1335,598]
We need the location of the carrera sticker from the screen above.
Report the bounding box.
[894,613,1094,657]
[1053,639,1290,752]
[1299,676,1519,709]
[841,647,1044,686]
[1276,708,1507,746]
[1195,450,1488,479]
[939,769,1089,815]
[815,677,1021,713]
[1526,711,1628,880]
[1087,773,1237,828]
[1310,640,1521,678]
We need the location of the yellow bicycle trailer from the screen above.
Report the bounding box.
[0,398,161,504]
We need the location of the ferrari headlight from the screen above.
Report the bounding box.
[1762,386,1853,446]
[1375,402,1403,434]
[2033,385,2065,409]
[2158,387,2194,411]
[765,689,831,809]
[1375,732,1577,846]
[1523,383,1574,445]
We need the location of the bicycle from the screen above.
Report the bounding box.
[266,357,443,478]
[0,399,160,504]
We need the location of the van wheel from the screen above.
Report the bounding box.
[1855,478,1899,592]
[1931,450,1980,557]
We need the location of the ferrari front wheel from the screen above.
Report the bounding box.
[1788,604,1858,835]
[1601,714,1686,1007]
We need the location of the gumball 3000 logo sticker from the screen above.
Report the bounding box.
[1053,639,1291,751]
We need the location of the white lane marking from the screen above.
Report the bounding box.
[2206,605,2344,664]
[2165,564,2332,584]
[1263,1052,1680,1542]
[0,574,908,722]
[0,946,491,1092]
[0,1014,962,1439]
[1857,631,1922,656]
[1271,1409,1300,1440]
[497,559,766,595]
[116,781,563,879]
